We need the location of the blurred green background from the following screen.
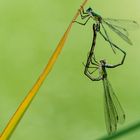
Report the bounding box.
[0,0,140,139]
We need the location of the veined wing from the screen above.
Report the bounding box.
[107,79,125,124]
[103,78,125,134]
[103,78,117,134]
[103,18,139,31]
[103,19,133,45]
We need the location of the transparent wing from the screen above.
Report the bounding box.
[103,18,139,31]
[103,20,133,45]
[107,79,125,124]
[103,78,117,134]
[101,23,116,53]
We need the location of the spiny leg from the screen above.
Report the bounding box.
[84,54,101,81]
[99,30,126,68]
[84,66,102,81]
[88,67,98,74]
[91,53,99,65]
[80,5,87,14]
[106,51,126,68]
[78,9,89,19]
[82,62,98,69]
[74,16,91,26]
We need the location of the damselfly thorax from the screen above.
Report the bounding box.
[99,60,107,79]
[90,13,102,23]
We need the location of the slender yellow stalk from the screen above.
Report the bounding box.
[0,0,89,140]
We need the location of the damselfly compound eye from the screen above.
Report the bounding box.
[86,7,93,13]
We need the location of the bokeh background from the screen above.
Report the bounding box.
[0,0,140,139]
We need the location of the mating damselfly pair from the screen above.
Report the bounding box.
[74,6,138,135]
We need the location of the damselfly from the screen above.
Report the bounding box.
[84,46,126,134]
[74,6,139,53]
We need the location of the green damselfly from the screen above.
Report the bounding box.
[84,51,126,134]
[74,6,139,53]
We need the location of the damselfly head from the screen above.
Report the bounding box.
[86,7,102,20]
[100,59,106,65]
[86,7,93,13]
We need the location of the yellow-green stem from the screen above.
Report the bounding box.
[0,0,89,139]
